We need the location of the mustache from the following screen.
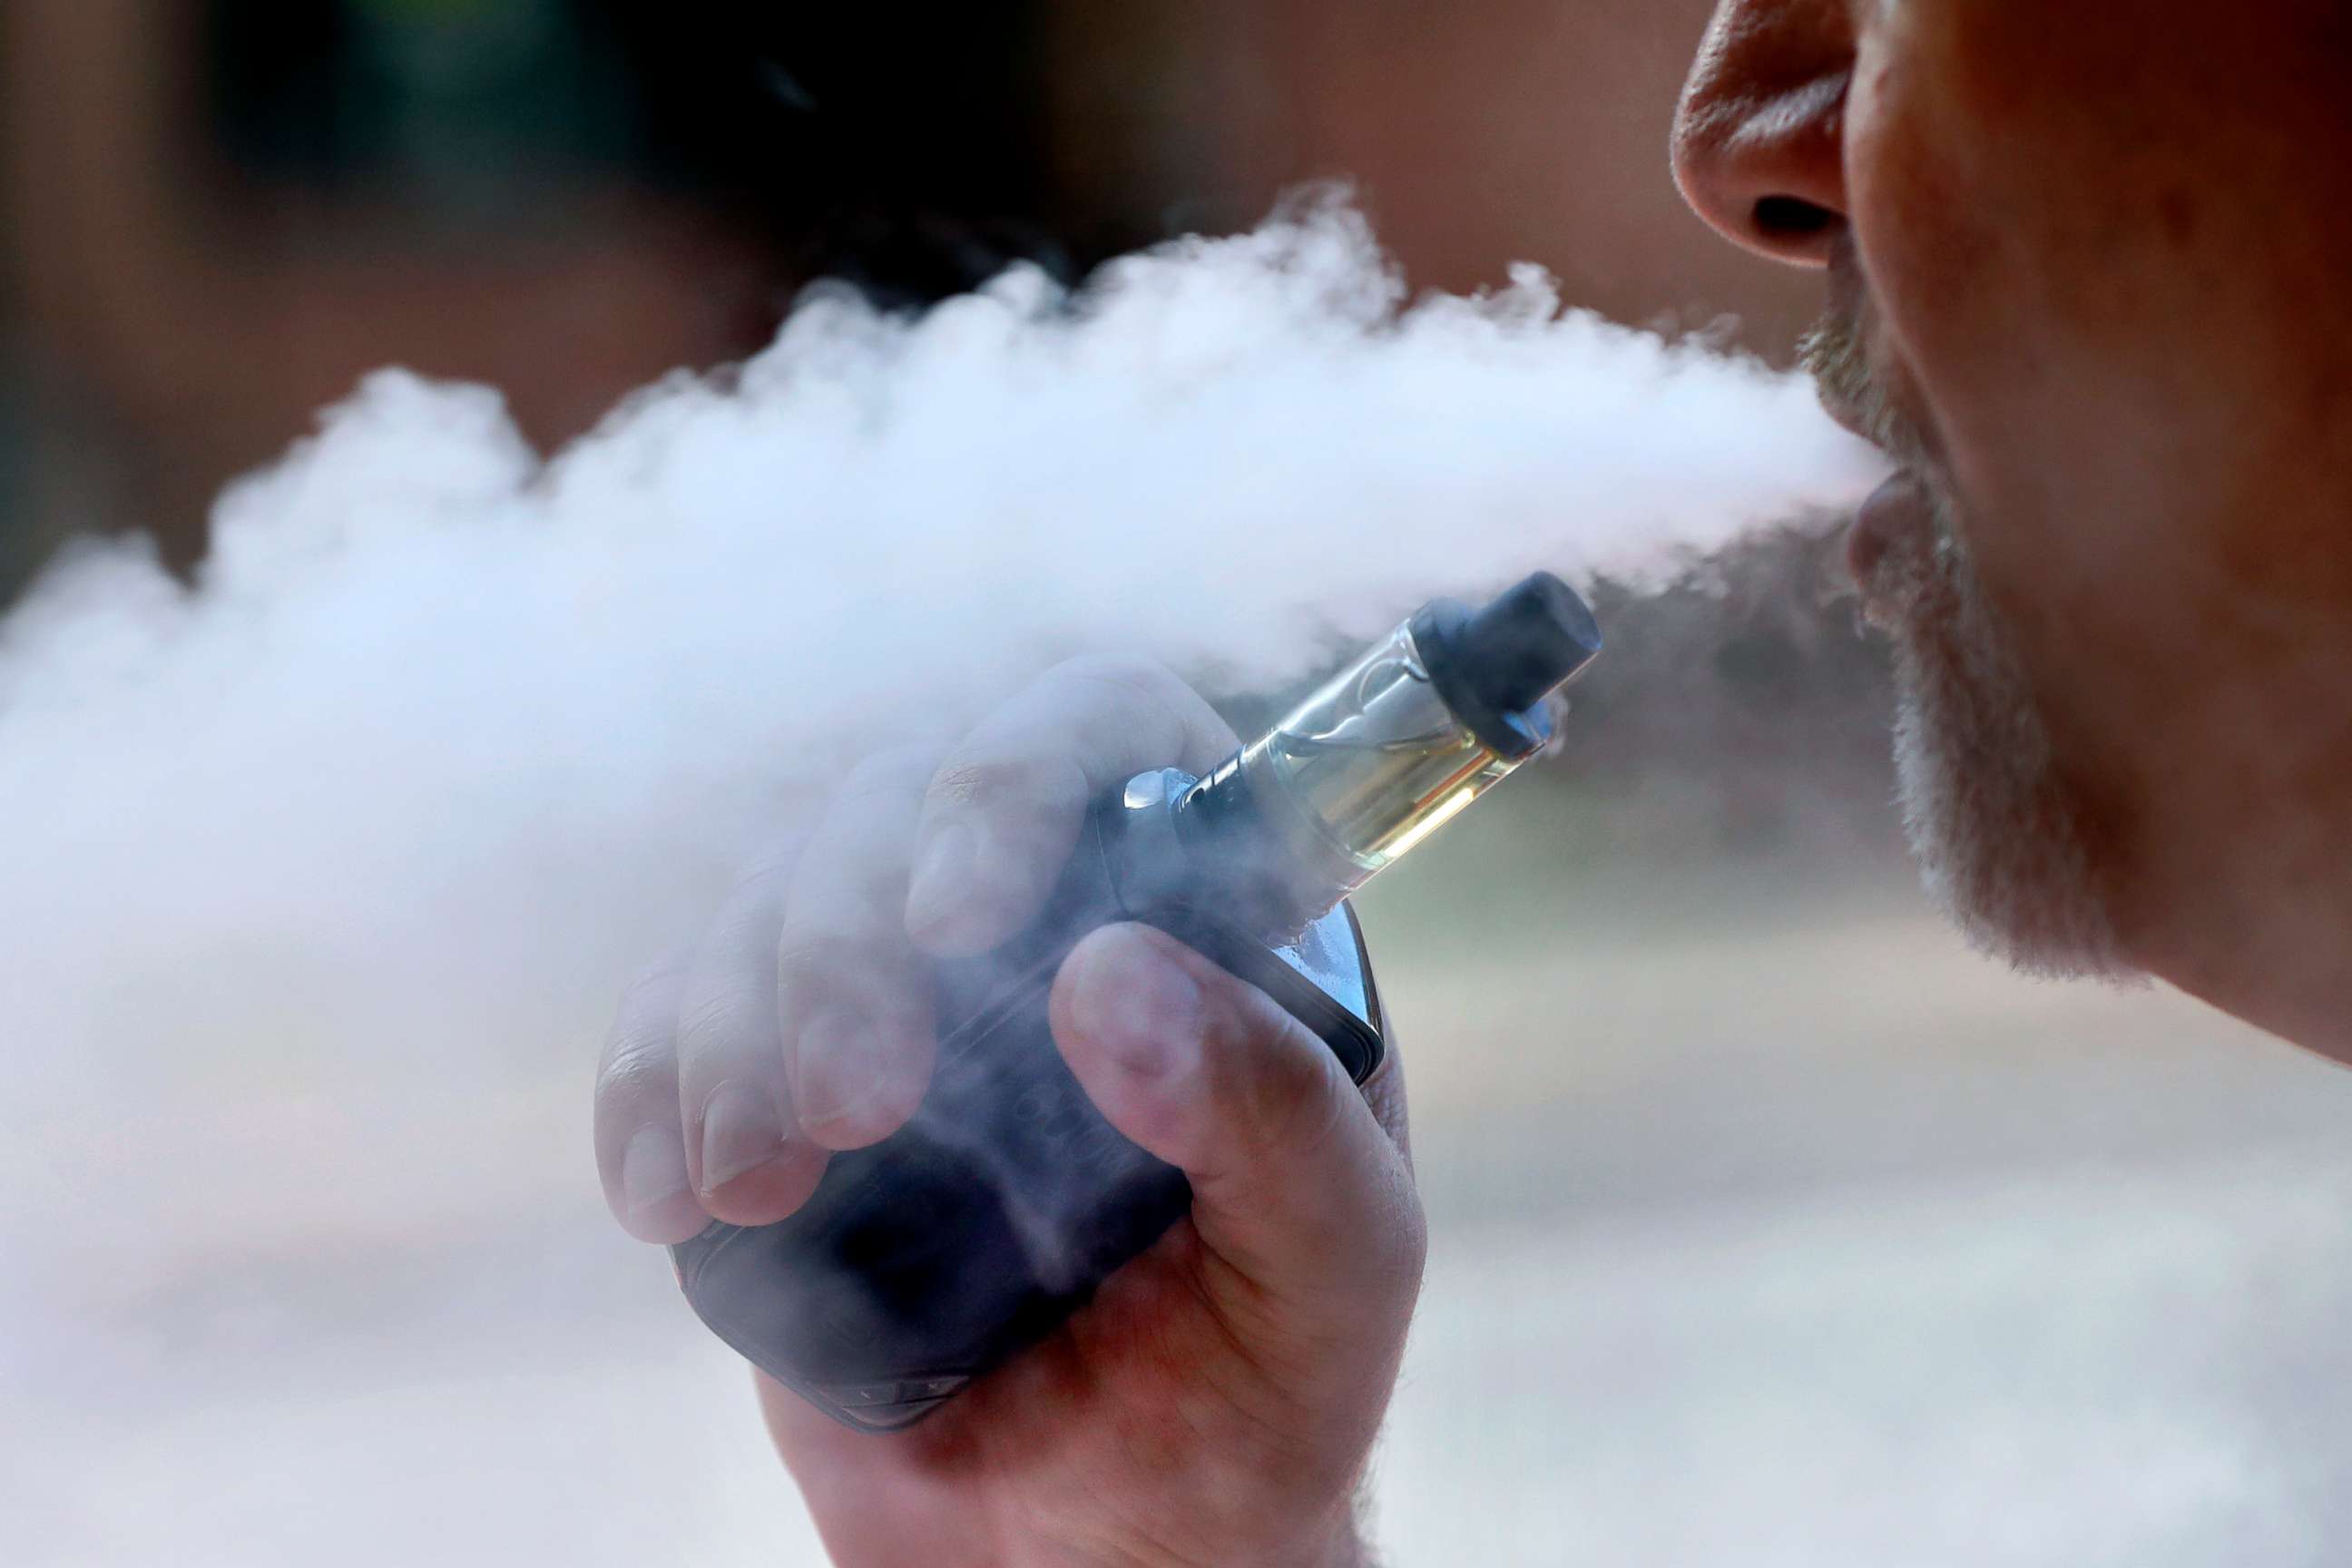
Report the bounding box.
[1798,311,1928,470]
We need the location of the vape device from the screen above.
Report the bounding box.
[672,573,1601,1432]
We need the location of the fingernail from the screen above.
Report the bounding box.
[621,1124,692,1222]
[699,1081,785,1192]
[904,822,975,937]
[1076,941,1202,1080]
[791,1008,879,1132]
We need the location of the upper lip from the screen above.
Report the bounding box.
[1815,242,1891,452]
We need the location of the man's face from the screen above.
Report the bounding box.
[1674,1,2352,1022]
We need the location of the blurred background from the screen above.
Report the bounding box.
[5,3,2351,1565]
[0,0,1822,605]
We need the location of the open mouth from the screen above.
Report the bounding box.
[1801,299,1936,626]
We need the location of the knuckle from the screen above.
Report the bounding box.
[595,1024,674,1105]
[772,938,827,987]
[836,742,937,804]
[620,949,691,1005]
[927,751,1085,819]
[597,959,686,1083]
[776,936,896,1002]
[1049,653,1230,764]
[785,852,905,933]
[729,836,807,895]
[778,939,935,1045]
[1049,651,1184,703]
[673,985,764,1063]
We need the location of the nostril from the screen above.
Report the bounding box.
[1753,195,1838,244]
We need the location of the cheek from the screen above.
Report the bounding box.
[1844,11,2063,524]
[1846,2,2348,564]
[1840,8,2190,688]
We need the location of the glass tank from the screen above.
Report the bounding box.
[1240,621,1552,880]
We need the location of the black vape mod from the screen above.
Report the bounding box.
[672,573,1601,1432]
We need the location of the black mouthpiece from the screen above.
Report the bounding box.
[1461,572,1603,713]
[1411,572,1602,758]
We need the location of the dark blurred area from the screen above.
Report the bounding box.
[0,0,1815,601]
[1,0,1074,596]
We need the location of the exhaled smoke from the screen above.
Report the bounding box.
[0,201,1879,1121]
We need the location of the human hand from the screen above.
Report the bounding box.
[593,656,1424,1567]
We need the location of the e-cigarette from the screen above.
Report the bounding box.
[671,573,1601,1432]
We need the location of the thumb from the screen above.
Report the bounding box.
[1047,922,1426,1352]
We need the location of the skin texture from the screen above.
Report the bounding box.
[593,658,1418,1568]
[1675,0,2352,1059]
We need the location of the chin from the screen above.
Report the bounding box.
[1865,482,2137,983]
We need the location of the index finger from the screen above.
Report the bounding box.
[902,654,1239,956]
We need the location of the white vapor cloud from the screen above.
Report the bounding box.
[0,201,1877,1117]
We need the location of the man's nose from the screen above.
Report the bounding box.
[1671,0,1855,266]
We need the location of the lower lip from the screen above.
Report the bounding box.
[1847,472,1932,604]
